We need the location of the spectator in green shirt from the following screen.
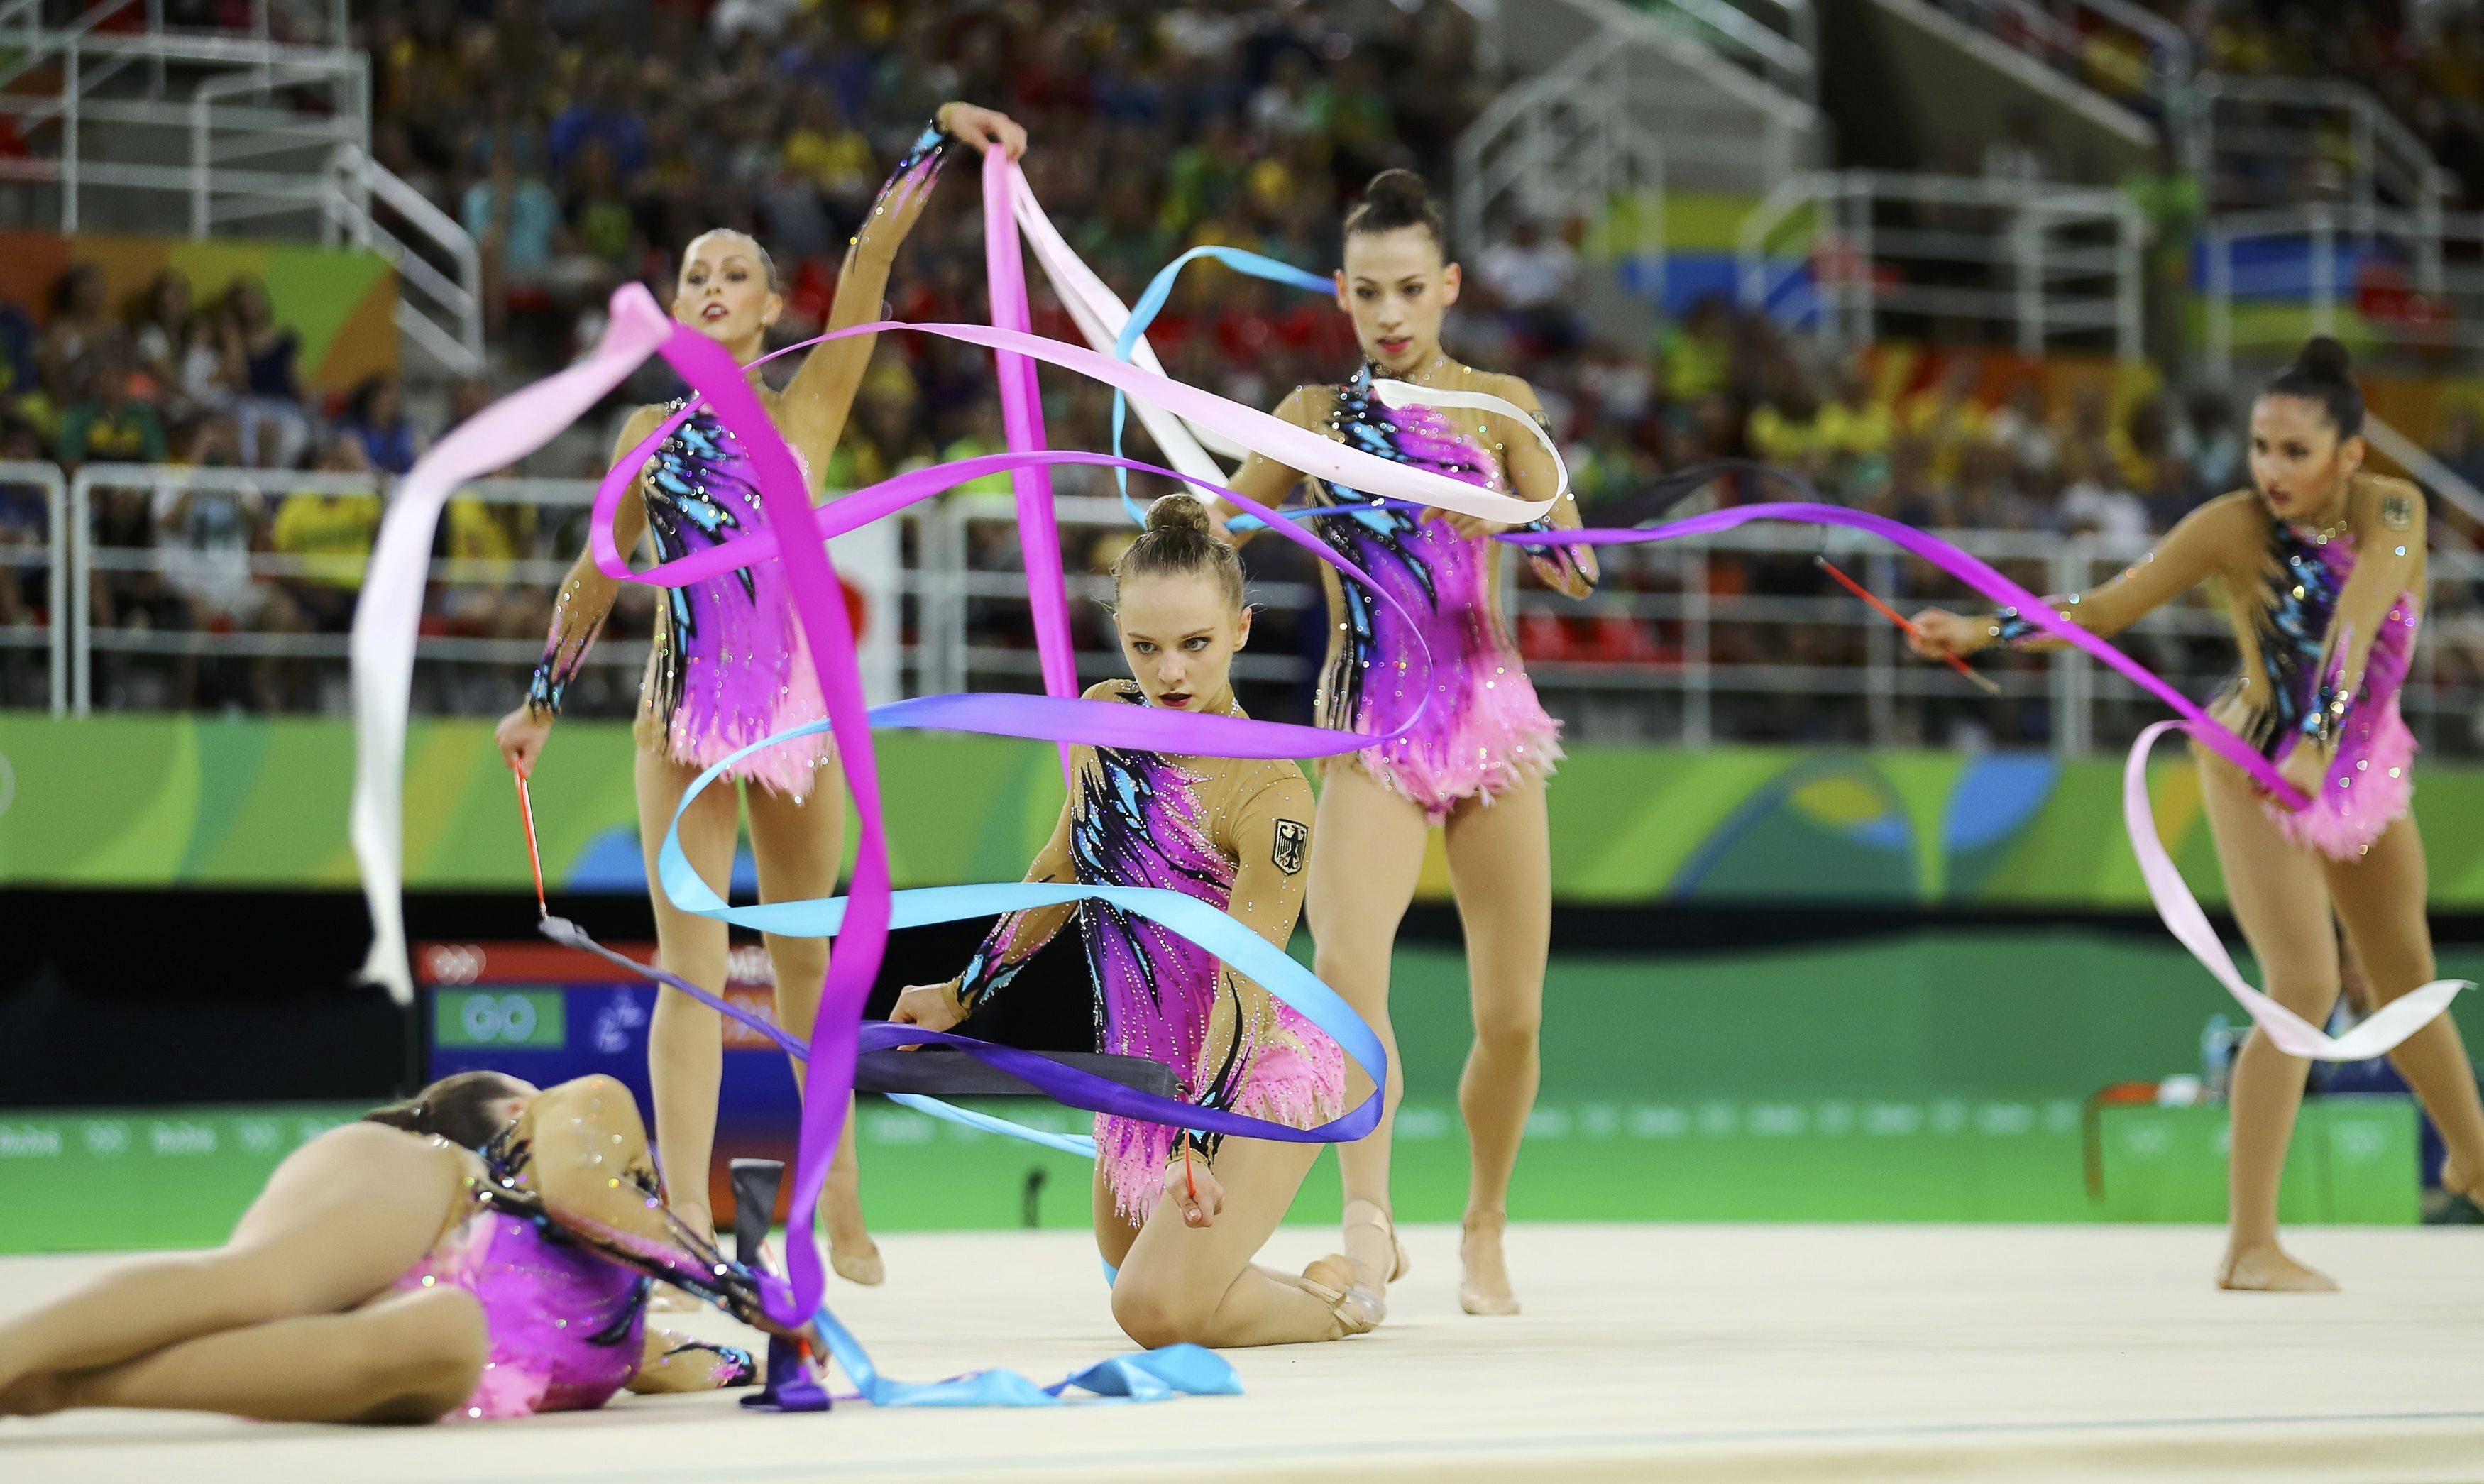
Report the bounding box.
[55,343,168,468]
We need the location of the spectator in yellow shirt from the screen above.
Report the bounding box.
[1899,356,1989,486]
[271,435,383,632]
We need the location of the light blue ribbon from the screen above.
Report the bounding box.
[652,712,1387,1158]
[1109,245,1332,520]
[813,1304,1239,1407]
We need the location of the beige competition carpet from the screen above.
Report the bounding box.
[4,1221,2480,1483]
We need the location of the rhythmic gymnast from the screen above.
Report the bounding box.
[492,103,1028,1285]
[889,495,1370,1347]
[0,1074,803,1423]
[1212,170,1597,1320]
[1911,336,2484,1290]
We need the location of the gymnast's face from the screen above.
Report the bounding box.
[1114,571,1251,713]
[1338,226,1459,377]
[2248,393,2364,522]
[674,231,781,350]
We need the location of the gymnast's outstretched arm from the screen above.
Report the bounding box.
[890,793,1080,1031]
[1910,489,2258,657]
[774,104,1023,466]
[484,1076,801,1342]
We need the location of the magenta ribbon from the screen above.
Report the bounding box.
[982,155,1078,786]
[1493,500,2310,808]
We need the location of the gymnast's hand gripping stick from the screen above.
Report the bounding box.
[1813,554,2002,696]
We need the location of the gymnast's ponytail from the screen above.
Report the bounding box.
[2262,335,2365,439]
[1114,493,1246,612]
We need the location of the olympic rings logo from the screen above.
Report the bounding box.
[424,945,485,984]
[458,993,541,1044]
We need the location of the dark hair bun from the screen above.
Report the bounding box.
[1344,169,1446,248]
[2294,334,2353,380]
[1145,493,1211,535]
[1363,169,1430,211]
[2262,334,2365,437]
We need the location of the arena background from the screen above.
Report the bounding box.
[19,4,2484,1476]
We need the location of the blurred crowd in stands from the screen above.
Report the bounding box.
[4,0,2483,749]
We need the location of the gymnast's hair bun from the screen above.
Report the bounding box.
[2263,334,2365,436]
[2292,334,2353,381]
[1145,493,1212,535]
[1346,169,1446,246]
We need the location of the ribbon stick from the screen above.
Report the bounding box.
[351,292,675,1003]
[1813,554,2001,696]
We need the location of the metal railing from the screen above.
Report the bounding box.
[0,460,68,715]
[322,142,484,374]
[1737,170,2145,356]
[53,471,2484,762]
[65,465,926,717]
[1453,30,1667,279]
[1927,1,2453,241]
[0,0,163,114]
[187,53,363,238]
[1926,0,2192,120]
[0,27,482,376]
[2187,72,2454,227]
[2199,203,2484,377]
[1459,0,1821,199]
[1630,0,1818,105]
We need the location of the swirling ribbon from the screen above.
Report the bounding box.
[1492,500,2464,1055]
[1053,213,2471,1060]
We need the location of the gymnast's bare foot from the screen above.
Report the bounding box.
[823,1179,884,1287]
[1459,1208,1522,1316]
[2217,1240,2338,1292]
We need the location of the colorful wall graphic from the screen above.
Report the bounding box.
[0,230,398,395]
[10,713,2484,908]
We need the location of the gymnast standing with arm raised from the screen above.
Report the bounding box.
[489,104,1026,1284]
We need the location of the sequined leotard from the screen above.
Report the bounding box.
[1994,478,2422,859]
[1299,364,1595,820]
[950,682,1336,1219]
[527,405,832,797]
[2222,517,2419,857]
[518,120,953,798]
[390,1077,762,1420]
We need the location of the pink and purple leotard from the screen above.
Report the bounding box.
[954,683,1336,1219]
[1304,366,1593,820]
[2231,520,2419,858]
[528,405,832,798]
[392,1132,757,1421]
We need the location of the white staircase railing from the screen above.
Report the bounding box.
[1633,0,1818,105]
[0,26,480,377]
[1926,0,2192,120]
[1737,170,2144,357]
[323,143,484,376]
[2185,72,2454,228]
[1454,31,1667,266]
